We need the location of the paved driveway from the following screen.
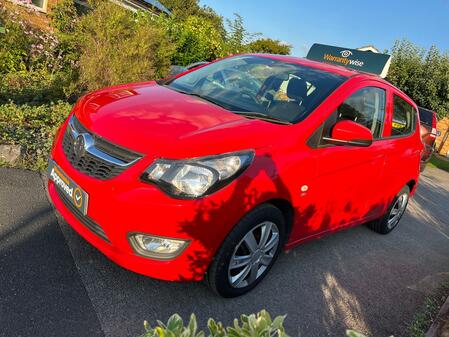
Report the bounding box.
[1,167,448,337]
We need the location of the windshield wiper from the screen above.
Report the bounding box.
[232,111,293,125]
[163,85,231,110]
[186,92,230,110]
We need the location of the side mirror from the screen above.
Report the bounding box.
[323,120,373,147]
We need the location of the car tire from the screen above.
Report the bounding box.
[207,203,286,298]
[368,186,410,234]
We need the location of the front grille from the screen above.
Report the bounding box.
[62,115,142,180]
[56,188,109,242]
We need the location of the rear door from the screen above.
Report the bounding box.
[381,91,421,201]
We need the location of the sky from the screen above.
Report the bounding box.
[199,0,449,56]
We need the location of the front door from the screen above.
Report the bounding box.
[301,84,389,237]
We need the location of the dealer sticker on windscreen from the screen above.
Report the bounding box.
[48,160,89,215]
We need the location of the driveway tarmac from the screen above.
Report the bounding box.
[0,169,103,337]
[1,167,448,337]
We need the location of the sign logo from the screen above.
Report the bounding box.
[323,51,364,67]
[50,167,73,198]
[48,161,89,215]
[306,44,392,77]
[73,187,83,209]
[73,134,86,159]
[340,50,353,58]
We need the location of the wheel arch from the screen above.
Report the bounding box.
[265,198,294,241]
[406,179,417,194]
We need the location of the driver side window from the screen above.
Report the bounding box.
[320,86,386,144]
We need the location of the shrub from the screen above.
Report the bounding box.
[140,310,289,337]
[159,14,226,66]
[140,311,377,337]
[0,102,72,170]
[0,4,76,103]
[48,0,81,99]
[0,68,74,105]
[76,1,173,91]
[49,0,78,33]
[0,6,63,72]
[0,6,34,74]
[247,38,292,55]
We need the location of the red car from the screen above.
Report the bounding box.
[48,54,422,297]
[418,107,438,170]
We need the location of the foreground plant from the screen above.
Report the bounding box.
[140,310,289,337]
[346,332,366,337]
[140,311,387,337]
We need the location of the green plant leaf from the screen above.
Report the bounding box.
[166,314,183,332]
[346,330,367,337]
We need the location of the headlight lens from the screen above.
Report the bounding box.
[141,151,254,198]
[128,233,188,259]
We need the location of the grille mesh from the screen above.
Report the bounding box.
[62,116,141,180]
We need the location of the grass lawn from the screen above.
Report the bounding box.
[428,154,449,172]
[409,282,449,337]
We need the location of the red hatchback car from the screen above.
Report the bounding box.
[48,54,422,297]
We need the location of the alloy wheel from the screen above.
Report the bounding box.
[387,193,408,229]
[227,221,280,288]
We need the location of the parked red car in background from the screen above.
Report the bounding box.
[48,54,422,297]
[418,107,438,170]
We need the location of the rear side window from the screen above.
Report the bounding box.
[392,95,415,136]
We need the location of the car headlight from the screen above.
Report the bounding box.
[141,151,254,198]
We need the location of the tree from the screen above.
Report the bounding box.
[387,39,449,118]
[197,5,226,39]
[225,13,254,54]
[247,38,292,55]
[158,14,225,65]
[159,0,225,39]
[158,0,200,19]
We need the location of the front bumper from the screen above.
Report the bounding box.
[48,121,246,282]
[48,180,223,281]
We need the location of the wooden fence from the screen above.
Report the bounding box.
[436,117,449,157]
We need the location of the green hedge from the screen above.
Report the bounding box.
[0,102,72,170]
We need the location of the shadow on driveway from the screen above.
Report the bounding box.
[0,169,103,337]
[54,167,449,337]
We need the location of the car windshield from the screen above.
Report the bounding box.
[166,55,346,124]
